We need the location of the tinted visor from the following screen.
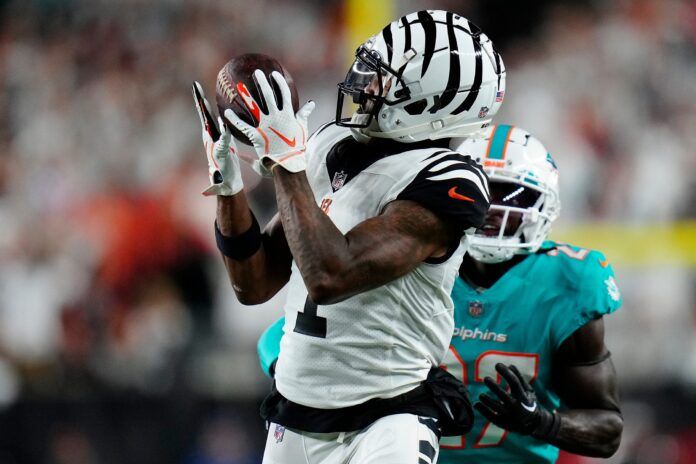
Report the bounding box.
[489,181,542,208]
[336,46,410,128]
[342,50,384,99]
[477,182,542,238]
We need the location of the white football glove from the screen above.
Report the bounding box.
[192,81,244,196]
[224,70,315,176]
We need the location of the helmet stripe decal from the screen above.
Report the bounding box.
[429,11,459,112]
[398,15,413,74]
[417,11,436,77]
[484,125,499,158]
[492,43,502,87]
[486,124,515,160]
[451,20,483,115]
[381,23,393,67]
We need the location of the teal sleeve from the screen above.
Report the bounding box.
[257,317,285,377]
[553,250,623,349]
[579,250,622,317]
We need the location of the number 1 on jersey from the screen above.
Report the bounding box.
[293,296,327,338]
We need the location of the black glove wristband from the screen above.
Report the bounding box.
[532,410,561,441]
[214,214,262,260]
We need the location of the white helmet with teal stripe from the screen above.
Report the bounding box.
[451,124,561,263]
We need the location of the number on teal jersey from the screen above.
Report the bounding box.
[438,241,621,464]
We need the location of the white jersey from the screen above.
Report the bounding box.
[274,123,490,409]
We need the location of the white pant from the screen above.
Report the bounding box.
[262,414,440,464]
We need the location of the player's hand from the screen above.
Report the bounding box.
[223,70,314,177]
[192,81,244,196]
[475,363,559,440]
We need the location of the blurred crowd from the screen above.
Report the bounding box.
[0,0,695,462]
[498,1,696,223]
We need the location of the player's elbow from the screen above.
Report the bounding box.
[597,413,624,458]
[236,293,264,305]
[306,275,347,305]
[306,280,335,305]
[229,273,287,305]
[597,438,621,458]
[235,287,277,305]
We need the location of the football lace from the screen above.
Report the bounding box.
[216,68,237,103]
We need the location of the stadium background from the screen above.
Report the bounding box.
[0,0,695,462]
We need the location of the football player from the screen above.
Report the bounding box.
[258,125,623,463]
[193,10,505,464]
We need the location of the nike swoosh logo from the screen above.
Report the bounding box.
[268,126,297,147]
[599,258,610,268]
[448,187,475,202]
[522,401,537,412]
[236,82,261,123]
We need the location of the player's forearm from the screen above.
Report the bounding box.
[548,409,623,458]
[217,194,289,304]
[217,191,254,235]
[272,169,351,304]
[549,320,623,457]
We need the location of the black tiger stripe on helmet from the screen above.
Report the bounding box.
[417,10,437,77]
[336,9,506,142]
[397,16,413,75]
[430,11,460,113]
[451,21,483,115]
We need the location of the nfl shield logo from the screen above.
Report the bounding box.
[331,171,347,191]
[478,106,490,119]
[274,424,285,443]
[468,301,484,317]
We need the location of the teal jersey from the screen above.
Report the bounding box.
[439,241,621,464]
[256,240,621,464]
[258,316,285,377]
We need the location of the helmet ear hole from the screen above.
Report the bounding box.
[404,99,427,115]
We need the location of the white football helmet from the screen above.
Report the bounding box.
[451,125,561,263]
[336,10,506,143]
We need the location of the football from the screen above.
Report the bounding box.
[215,53,299,145]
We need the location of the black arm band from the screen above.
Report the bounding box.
[214,214,262,261]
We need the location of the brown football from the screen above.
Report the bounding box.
[216,53,299,146]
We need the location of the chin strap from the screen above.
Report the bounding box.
[349,126,372,144]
